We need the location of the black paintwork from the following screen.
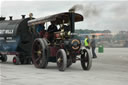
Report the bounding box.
[0,18,35,56]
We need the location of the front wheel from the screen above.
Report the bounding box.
[56,49,67,71]
[81,49,92,70]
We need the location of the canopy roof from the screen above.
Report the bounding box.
[28,12,84,26]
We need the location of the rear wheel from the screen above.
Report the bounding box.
[42,38,49,59]
[0,54,7,62]
[42,38,48,46]
[32,38,48,68]
[56,49,67,71]
[81,49,92,70]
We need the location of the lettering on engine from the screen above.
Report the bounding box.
[0,30,14,34]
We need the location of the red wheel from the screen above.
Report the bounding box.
[13,58,16,63]
[32,38,48,68]
[13,56,20,65]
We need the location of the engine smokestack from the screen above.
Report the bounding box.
[69,4,84,33]
[9,16,13,20]
[69,10,75,33]
[21,15,25,19]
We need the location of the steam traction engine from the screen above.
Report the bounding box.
[28,11,92,71]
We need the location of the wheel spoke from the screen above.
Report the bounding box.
[85,52,87,57]
[32,38,48,68]
[35,56,41,62]
[84,52,88,62]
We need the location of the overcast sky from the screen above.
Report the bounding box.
[0,0,128,32]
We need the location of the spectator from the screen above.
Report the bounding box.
[91,35,97,58]
[84,35,90,49]
[36,23,45,36]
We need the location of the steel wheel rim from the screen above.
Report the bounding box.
[32,40,43,67]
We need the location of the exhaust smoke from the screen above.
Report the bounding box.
[69,2,128,32]
[69,4,100,18]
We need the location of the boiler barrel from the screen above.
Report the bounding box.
[0,18,34,56]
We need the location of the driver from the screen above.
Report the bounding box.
[47,21,58,42]
[47,21,58,33]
